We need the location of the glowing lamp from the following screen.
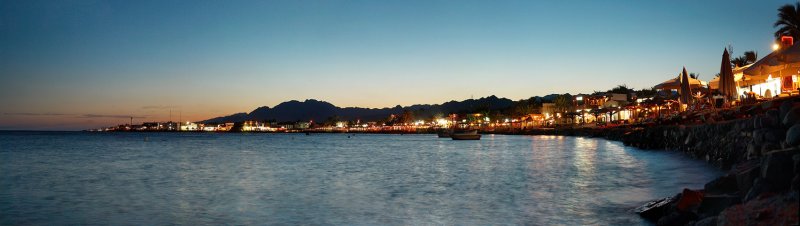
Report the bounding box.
[781,36,794,46]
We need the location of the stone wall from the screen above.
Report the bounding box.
[618,97,800,225]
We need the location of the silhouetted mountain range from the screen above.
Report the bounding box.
[201,95,515,123]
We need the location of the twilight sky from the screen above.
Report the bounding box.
[0,0,793,130]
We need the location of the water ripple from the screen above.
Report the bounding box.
[0,132,722,225]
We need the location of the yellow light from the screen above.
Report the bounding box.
[773,43,780,51]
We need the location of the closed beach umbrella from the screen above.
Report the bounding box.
[680,67,692,105]
[720,48,737,101]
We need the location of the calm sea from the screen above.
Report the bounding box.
[0,132,722,225]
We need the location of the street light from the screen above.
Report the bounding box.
[773,43,780,51]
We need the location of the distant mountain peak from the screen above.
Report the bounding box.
[201,95,516,124]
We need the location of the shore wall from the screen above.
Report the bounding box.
[610,100,800,225]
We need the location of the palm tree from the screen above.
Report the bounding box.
[512,101,537,117]
[553,94,574,124]
[774,2,800,40]
[730,51,758,67]
[608,84,633,94]
[553,94,573,113]
[743,51,758,63]
[731,56,748,68]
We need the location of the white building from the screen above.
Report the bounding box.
[180,122,198,131]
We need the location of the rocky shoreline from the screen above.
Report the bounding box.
[519,99,800,225]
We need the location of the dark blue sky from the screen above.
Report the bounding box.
[0,0,794,130]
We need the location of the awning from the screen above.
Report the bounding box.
[744,43,800,77]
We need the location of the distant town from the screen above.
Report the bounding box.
[93,33,798,133]
[92,10,800,135]
[90,47,784,135]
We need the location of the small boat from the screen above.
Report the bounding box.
[451,130,481,140]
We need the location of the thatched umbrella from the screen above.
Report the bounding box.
[680,67,692,105]
[654,76,705,90]
[719,49,737,101]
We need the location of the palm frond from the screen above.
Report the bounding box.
[774,3,800,39]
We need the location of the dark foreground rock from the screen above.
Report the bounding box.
[717,192,799,226]
[622,96,800,225]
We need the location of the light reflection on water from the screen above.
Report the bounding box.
[0,132,722,225]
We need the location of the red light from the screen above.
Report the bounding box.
[781,36,793,46]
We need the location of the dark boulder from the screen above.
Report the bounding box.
[763,129,784,144]
[779,100,797,125]
[761,100,779,111]
[676,188,704,212]
[746,143,760,159]
[732,160,760,196]
[785,124,800,146]
[782,106,800,127]
[717,191,799,226]
[657,211,698,226]
[753,129,766,146]
[704,175,738,194]
[761,148,800,191]
[693,216,717,226]
[744,178,769,202]
[698,194,741,217]
[755,112,779,130]
[754,115,764,129]
[752,128,784,146]
[761,143,780,155]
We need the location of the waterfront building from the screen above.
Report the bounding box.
[202,125,218,132]
[180,122,198,131]
[242,121,275,132]
[742,37,800,98]
[517,114,544,129]
[296,122,310,129]
[277,121,297,129]
[141,122,159,130]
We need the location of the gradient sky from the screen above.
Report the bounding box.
[0,0,793,130]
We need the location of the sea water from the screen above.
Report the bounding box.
[0,132,722,225]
